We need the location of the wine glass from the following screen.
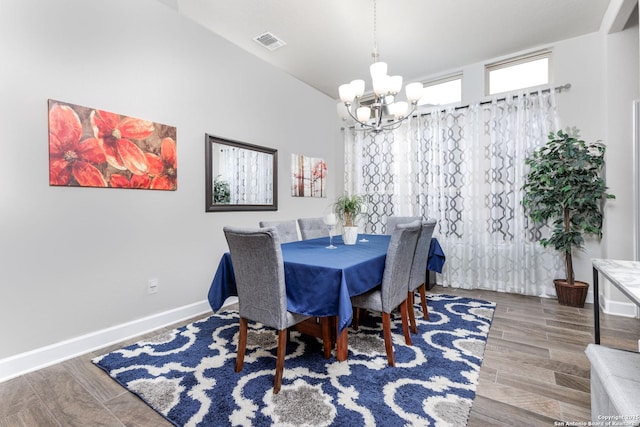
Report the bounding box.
[323,213,337,249]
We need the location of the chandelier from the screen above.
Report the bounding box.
[337,0,423,133]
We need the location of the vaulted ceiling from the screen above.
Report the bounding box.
[161,0,635,98]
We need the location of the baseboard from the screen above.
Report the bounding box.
[579,291,636,318]
[0,300,212,383]
[600,295,639,318]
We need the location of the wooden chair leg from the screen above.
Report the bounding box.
[407,291,417,334]
[352,307,361,331]
[273,329,287,394]
[235,317,248,372]
[399,300,412,346]
[381,312,395,367]
[320,317,332,359]
[418,283,429,320]
[329,316,338,345]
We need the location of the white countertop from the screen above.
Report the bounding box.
[592,259,640,306]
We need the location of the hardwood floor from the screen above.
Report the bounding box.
[1,286,638,426]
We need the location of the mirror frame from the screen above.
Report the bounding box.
[205,134,278,212]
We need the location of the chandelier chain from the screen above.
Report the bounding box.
[372,0,379,61]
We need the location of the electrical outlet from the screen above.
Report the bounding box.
[147,278,159,294]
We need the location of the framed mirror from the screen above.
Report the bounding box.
[205,134,278,212]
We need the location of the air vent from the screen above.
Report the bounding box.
[253,32,286,51]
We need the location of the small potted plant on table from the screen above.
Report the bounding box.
[334,194,366,245]
[522,128,615,307]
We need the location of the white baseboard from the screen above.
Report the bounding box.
[601,295,639,318]
[0,300,212,383]
[580,290,637,318]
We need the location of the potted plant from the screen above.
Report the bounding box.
[334,194,366,245]
[522,128,615,307]
[213,175,231,204]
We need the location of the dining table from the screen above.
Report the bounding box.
[208,233,445,361]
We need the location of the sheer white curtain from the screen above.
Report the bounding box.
[219,147,273,204]
[344,90,562,296]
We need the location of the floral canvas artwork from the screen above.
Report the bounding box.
[48,99,177,190]
[291,154,326,197]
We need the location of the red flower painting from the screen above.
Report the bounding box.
[90,109,153,175]
[49,103,107,187]
[146,137,177,190]
[47,99,177,190]
[108,173,151,189]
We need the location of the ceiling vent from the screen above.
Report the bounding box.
[253,32,286,51]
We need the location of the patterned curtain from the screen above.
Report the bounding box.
[219,147,273,204]
[344,90,563,296]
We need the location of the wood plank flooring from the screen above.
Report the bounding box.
[1,286,638,426]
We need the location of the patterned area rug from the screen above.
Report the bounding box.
[93,294,495,426]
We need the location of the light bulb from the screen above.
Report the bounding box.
[356,106,371,123]
[393,101,408,118]
[370,61,388,78]
[339,84,356,103]
[405,82,424,102]
[390,75,403,94]
[350,79,365,98]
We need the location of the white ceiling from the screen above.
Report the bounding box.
[164,0,628,98]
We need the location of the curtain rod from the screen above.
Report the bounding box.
[454,82,571,111]
[341,83,571,131]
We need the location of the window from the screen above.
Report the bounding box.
[486,51,551,95]
[418,75,462,106]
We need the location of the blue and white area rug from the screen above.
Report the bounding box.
[93,294,495,426]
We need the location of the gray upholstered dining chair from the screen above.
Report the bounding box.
[297,217,329,240]
[258,219,300,243]
[385,216,422,234]
[223,226,331,394]
[407,219,437,333]
[350,220,421,367]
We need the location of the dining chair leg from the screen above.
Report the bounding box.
[235,317,248,372]
[330,316,338,345]
[274,329,287,394]
[320,317,332,359]
[381,312,395,367]
[418,283,429,320]
[352,307,361,331]
[399,300,412,346]
[407,291,418,334]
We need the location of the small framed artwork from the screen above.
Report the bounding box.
[291,154,327,197]
[48,99,177,190]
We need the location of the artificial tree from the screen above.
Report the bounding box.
[522,128,615,306]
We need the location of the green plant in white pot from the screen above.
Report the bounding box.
[334,194,366,245]
[521,128,615,307]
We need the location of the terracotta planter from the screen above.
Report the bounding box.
[553,279,589,308]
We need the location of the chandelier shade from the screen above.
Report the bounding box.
[337,0,424,133]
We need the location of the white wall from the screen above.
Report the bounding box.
[0,0,340,365]
[600,14,640,311]
[555,22,639,314]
